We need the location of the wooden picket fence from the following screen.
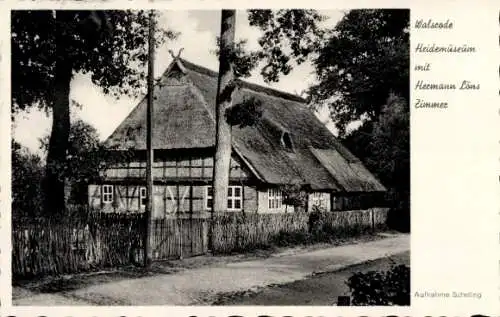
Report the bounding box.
[151,216,209,260]
[210,208,389,254]
[12,212,145,278]
[210,212,309,253]
[12,208,389,278]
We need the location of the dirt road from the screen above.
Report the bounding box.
[14,233,409,306]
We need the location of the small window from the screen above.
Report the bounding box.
[311,192,328,211]
[205,185,243,210]
[102,185,114,204]
[228,186,243,211]
[140,187,147,207]
[205,186,213,210]
[344,196,352,210]
[281,132,294,151]
[268,188,282,210]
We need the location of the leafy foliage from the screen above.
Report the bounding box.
[343,94,410,231]
[212,10,325,130]
[280,183,307,210]
[12,10,176,112]
[370,95,410,193]
[344,94,409,192]
[214,38,260,79]
[39,119,134,204]
[12,120,132,219]
[346,264,410,305]
[40,119,99,182]
[225,96,263,128]
[309,9,409,135]
[213,10,325,83]
[12,141,45,220]
[248,9,326,83]
[307,208,323,233]
[304,9,410,231]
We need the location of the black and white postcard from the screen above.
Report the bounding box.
[0,0,498,316]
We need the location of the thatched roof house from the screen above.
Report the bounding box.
[89,58,386,216]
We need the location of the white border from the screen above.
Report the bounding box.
[2,0,500,315]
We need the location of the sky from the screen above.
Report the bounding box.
[12,10,346,155]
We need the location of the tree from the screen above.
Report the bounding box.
[247,10,326,83]
[212,10,325,215]
[344,93,410,192]
[39,119,134,205]
[212,10,237,214]
[343,94,410,231]
[301,9,410,230]
[309,9,409,135]
[366,94,409,194]
[11,10,176,218]
[11,140,45,220]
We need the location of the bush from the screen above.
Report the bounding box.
[346,264,410,305]
[308,208,324,233]
[12,141,45,220]
[387,207,410,233]
[386,190,410,232]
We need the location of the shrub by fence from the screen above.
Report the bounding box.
[12,212,144,279]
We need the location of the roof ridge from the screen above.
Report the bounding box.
[104,59,182,145]
[178,58,307,104]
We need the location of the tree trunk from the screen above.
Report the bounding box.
[44,61,72,218]
[212,10,236,214]
[144,10,156,267]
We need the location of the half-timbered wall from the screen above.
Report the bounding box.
[102,155,249,181]
[89,183,258,217]
[88,151,385,215]
[88,152,258,216]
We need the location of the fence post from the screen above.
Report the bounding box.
[236,214,240,250]
[371,208,375,231]
[179,215,183,260]
[208,212,214,253]
[189,208,193,255]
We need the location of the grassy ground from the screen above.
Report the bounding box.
[212,251,410,305]
[13,232,388,299]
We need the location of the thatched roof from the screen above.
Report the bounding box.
[105,58,386,192]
